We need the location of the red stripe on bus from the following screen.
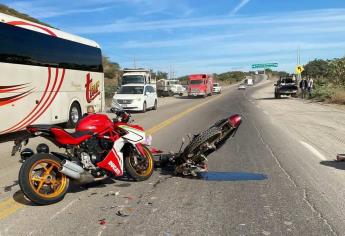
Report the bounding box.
[12,68,59,132]
[0,90,32,106]
[1,68,52,134]
[7,21,57,37]
[0,86,28,93]
[0,83,29,89]
[21,68,66,128]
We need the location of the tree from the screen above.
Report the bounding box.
[102,56,120,79]
[302,59,328,79]
[328,57,345,85]
[155,71,168,80]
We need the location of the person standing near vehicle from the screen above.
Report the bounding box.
[299,78,308,99]
[307,77,314,97]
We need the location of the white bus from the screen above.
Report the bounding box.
[0,13,104,135]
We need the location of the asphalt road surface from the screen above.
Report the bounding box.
[0,77,343,235]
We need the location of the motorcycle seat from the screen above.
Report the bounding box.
[28,125,93,146]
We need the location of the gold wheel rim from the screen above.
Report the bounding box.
[28,159,67,199]
[130,147,153,177]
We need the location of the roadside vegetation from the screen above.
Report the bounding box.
[0,4,52,27]
[302,58,345,104]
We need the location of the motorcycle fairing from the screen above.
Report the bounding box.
[118,124,145,143]
[97,138,125,176]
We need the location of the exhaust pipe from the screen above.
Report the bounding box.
[59,160,84,179]
[61,160,84,173]
[59,159,108,184]
[59,166,81,179]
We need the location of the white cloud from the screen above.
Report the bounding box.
[231,0,251,14]
[68,8,345,34]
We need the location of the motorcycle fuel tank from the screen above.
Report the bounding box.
[76,114,113,133]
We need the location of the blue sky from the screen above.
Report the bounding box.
[2,0,345,76]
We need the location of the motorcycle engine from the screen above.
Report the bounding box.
[79,137,113,169]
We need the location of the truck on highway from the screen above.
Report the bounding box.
[156,79,184,97]
[188,74,213,98]
[0,13,104,135]
[121,68,156,88]
[274,76,298,98]
[245,77,254,86]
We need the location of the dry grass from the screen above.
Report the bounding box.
[330,88,345,104]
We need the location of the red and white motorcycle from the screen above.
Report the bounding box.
[13,103,153,205]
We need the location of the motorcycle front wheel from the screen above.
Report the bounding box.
[19,153,69,205]
[125,145,154,181]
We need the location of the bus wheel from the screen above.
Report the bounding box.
[67,102,81,128]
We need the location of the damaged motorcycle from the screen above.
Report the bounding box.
[153,114,242,176]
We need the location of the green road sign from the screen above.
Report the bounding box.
[251,63,278,69]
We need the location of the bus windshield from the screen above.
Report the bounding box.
[122,75,145,85]
[118,86,144,94]
[190,80,203,85]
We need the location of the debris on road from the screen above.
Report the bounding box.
[115,206,134,217]
[104,191,119,197]
[99,219,106,225]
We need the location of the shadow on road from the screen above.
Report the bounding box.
[174,96,199,100]
[13,190,34,206]
[255,97,288,101]
[320,160,345,171]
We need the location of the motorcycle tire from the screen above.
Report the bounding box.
[182,127,222,158]
[19,153,69,205]
[125,145,154,181]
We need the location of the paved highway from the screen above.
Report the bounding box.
[0,78,343,235]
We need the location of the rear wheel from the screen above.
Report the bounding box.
[125,145,154,181]
[153,100,158,110]
[19,154,69,205]
[67,102,81,128]
[182,127,222,159]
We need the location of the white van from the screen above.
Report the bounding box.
[112,84,157,113]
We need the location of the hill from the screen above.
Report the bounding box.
[0,4,53,27]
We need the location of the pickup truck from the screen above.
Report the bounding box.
[274,77,298,99]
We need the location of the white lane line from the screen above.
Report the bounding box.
[300,141,327,161]
[49,199,78,221]
[97,226,106,236]
[263,110,269,115]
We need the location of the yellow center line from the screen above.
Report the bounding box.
[0,87,230,221]
[147,91,225,135]
[0,198,24,220]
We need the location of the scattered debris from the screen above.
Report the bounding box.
[116,210,129,217]
[284,221,293,226]
[104,191,119,197]
[262,230,271,235]
[99,219,106,225]
[124,196,133,200]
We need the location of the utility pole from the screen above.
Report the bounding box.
[169,65,172,80]
[133,56,137,69]
[297,46,301,81]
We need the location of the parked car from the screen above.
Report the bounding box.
[238,84,246,90]
[112,84,157,112]
[274,77,298,98]
[213,83,222,94]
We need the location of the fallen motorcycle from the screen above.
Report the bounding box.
[12,104,153,205]
[153,114,242,176]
